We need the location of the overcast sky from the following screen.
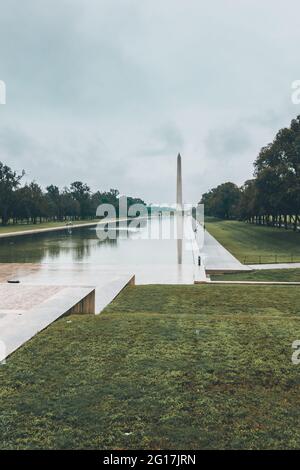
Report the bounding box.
[0,0,299,204]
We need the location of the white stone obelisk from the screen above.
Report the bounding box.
[176,153,183,211]
[176,153,183,264]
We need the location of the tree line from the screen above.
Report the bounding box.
[200,115,300,231]
[0,162,146,226]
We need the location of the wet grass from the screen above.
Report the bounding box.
[205,217,300,263]
[1,285,300,449]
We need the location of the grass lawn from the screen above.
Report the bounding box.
[1,285,300,449]
[205,217,300,263]
[211,269,300,282]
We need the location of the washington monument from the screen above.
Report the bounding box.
[176,153,183,211]
[176,153,183,264]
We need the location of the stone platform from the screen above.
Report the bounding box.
[0,264,135,361]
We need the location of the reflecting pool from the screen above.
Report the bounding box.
[0,217,195,266]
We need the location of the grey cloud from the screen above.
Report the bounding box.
[140,123,184,157]
[204,126,252,160]
[0,0,300,203]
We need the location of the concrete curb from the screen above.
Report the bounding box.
[194,280,300,285]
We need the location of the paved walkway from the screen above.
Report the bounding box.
[0,283,96,360]
[0,263,41,282]
[0,217,136,239]
[195,225,251,272]
[249,263,300,270]
[0,221,98,239]
[12,264,135,312]
[0,264,135,361]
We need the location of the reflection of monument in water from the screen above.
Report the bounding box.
[177,153,183,211]
[176,153,183,265]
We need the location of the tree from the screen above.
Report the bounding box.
[200,182,241,219]
[238,179,260,222]
[254,117,300,230]
[60,189,80,220]
[13,182,44,224]
[45,185,61,220]
[0,162,146,227]
[0,162,24,225]
[70,181,92,219]
[201,115,300,231]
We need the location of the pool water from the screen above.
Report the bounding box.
[0,217,195,266]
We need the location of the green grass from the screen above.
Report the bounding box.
[1,285,300,449]
[0,220,99,235]
[211,269,300,282]
[205,217,300,263]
